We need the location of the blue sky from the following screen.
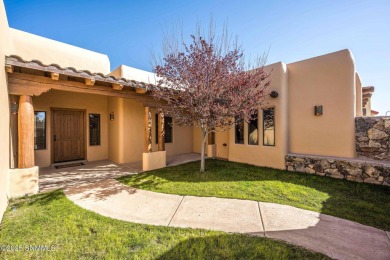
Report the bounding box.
[4,0,390,114]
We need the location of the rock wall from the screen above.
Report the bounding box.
[356,117,390,161]
[285,154,390,186]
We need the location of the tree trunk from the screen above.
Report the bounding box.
[200,127,207,172]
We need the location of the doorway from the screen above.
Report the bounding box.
[52,108,86,163]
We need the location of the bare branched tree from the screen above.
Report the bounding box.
[150,23,271,172]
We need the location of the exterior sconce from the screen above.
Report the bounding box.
[110,112,114,121]
[11,102,18,114]
[314,105,323,116]
[270,91,279,98]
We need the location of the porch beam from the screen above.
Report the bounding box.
[18,95,35,168]
[158,112,165,151]
[7,72,154,103]
[144,107,152,153]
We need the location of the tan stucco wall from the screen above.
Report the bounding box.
[215,130,229,159]
[192,127,203,154]
[32,90,109,167]
[227,62,289,169]
[143,151,166,171]
[9,29,110,74]
[151,112,193,157]
[365,98,372,116]
[110,65,158,84]
[0,0,12,222]
[108,97,193,164]
[8,166,39,198]
[108,97,144,163]
[288,49,356,158]
[355,73,362,116]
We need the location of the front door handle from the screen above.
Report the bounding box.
[54,134,57,141]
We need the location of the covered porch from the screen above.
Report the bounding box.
[5,55,197,197]
[39,153,201,192]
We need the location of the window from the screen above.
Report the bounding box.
[165,117,173,143]
[235,116,244,144]
[156,114,173,143]
[34,111,46,150]
[248,111,258,145]
[89,114,100,146]
[263,108,275,146]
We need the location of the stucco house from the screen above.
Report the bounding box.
[1,0,387,223]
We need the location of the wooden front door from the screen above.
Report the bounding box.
[52,109,85,163]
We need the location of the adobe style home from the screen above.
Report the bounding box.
[0,1,389,222]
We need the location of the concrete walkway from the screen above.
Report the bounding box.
[40,153,201,192]
[64,179,390,260]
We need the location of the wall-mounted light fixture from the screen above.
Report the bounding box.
[11,102,18,114]
[270,91,279,98]
[110,112,114,121]
[314,105,323,116]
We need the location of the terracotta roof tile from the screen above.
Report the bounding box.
[6,55,154,90]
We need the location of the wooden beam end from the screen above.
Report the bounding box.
[85,78,96,86]
[112,83,124,90]
[136,88,147,94]
[51,72,59,80]
[5,64,13,73]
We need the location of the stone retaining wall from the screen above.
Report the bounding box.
[285,154,390,186]
[355,117,390,161]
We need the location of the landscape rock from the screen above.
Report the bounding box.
[364,178,382,185]
[286,154,390,186]
[368,140,382,148]
[367,128,388,140]
[385,120,390,129]
[305,167,316,174]
[356,117,390,161]
[324,169,344,179]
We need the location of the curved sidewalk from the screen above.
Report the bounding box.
[65,179,390,260]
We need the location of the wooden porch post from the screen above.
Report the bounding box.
[158,112,165,151]
[144,107,152,153]
[18,95,35,168]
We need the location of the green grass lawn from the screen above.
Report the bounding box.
[0,191,327,259]
[118,159,390,231]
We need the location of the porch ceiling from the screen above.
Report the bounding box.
[5,55,157,106]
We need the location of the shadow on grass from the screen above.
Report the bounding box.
[10,189,64,208]
[156,234,328,260]
[118,159,390,230]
